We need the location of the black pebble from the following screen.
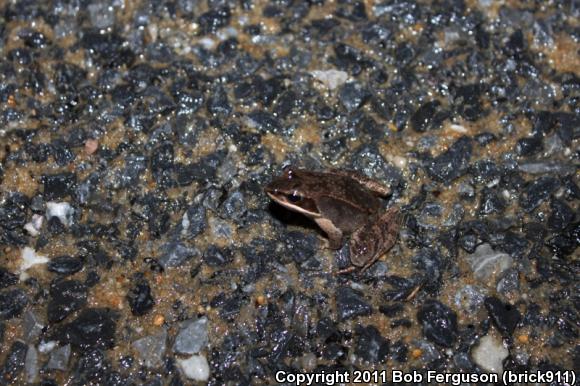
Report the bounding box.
[184,206,207,238]
[274,90,299,118]
[355,325,389,363]
[479,188,506,215]
[203,245,233,267]
[284,231,317,264]
[316,317,341,343]
[0,193,29,230]
[390,340,408,363]
[127,279,155,316]
[454,83,484,121]
[562,177,580,200]
[0,288,28,320]
[417,299,458,347]
[458,233,478,253]
[51,140,75,166]
[47,255,84,275]
[198,7,231,34]
[219,293,245,320]
[546,230,578,258]
[85,271,100,287]
[484,296,521,336]
[379,303,404,317]
[8,47,32,65]
[247,110,282,134]
[29,143,51,163]
[54,308,118,350]
[383,276,420,301]
[516,136,543,156]
[336,286,372,321]
[410,101,441,132]
[47,216,66,235]
[42,173,77,200]
[425,136,473,183]
[47,279,88,323]
[175,152,223,186]
[207,85,232,117]
[548,199,574,230]
[520,176,559,212]
[19,30,48,48]
[0,268,18,289]
[0,341,27,383]
[338,82,369,112]
[524,222,547,244]
[496,231,529,259]
[471,159,499,185]
[150,142,175,188]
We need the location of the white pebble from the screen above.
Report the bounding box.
[177,354,210,381]
[217,27,238,41]
[310,70,348,90]
[199,37,216,50]
[20,247,49,274]
[46,201,74,227]
[181,212,190,237]
[466,243,513,282]
[471,334,509,374]
[25,344,39,383]
[24,223,39,236]
[24,214,44,236]
[386,154,408,169]
[449,124,468,133]
[38,340,57,353]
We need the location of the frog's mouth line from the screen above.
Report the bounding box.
[266,191,321,218]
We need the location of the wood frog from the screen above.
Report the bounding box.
[265,167,400,271]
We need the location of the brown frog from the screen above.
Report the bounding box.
[265,167,400,271]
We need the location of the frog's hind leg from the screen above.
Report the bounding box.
[378,207,401,250]
[314,217,343,249]
[355,207,401,269]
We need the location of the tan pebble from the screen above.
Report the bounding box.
[84,139,99,155]
[255,295,267,306]
[153,314,165,326]
[411,348,422,359]
[7,94,16,107]
[110,295,122,309]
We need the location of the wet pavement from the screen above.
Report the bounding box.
[0,0,578,385]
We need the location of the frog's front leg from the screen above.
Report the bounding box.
[349,207,400,269]
[314,217,343,249]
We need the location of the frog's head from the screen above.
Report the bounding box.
[265,167,320,217]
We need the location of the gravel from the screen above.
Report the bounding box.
[0,0,576,383]
[46,344,71,371]
[465,243,514,282]
[336,286,373,321]
[0,289,28,320]
[417,300,458,348]
[471,334,509,374]
[177,354,210,381]
[484,296,522,337]
[132,329,167,369]
[173,317,209,355]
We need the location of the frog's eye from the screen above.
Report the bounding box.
[287,191,302,203]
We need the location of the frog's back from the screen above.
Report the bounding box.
[313,171,381,213]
